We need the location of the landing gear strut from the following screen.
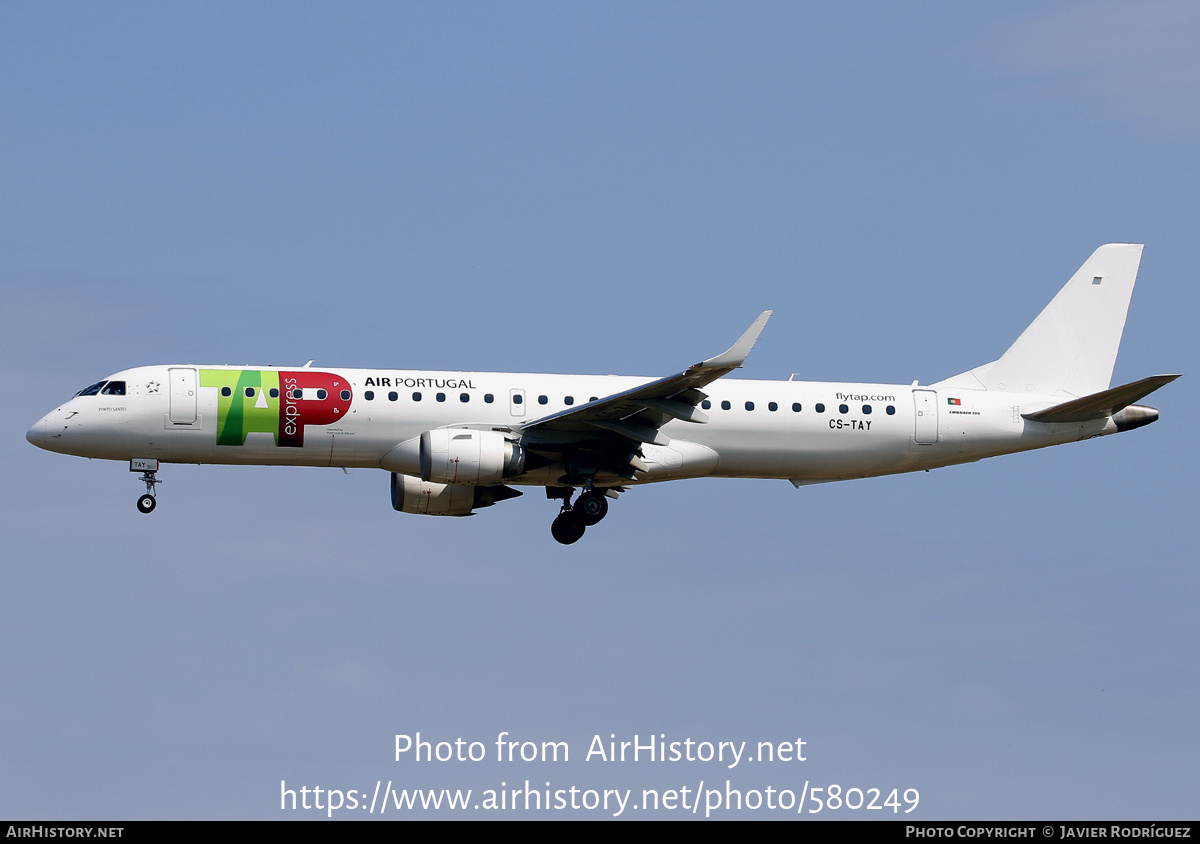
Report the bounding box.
[135,470,161,514]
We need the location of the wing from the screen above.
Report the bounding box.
[518,311,771,484]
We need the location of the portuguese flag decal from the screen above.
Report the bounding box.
[947,397,962,406]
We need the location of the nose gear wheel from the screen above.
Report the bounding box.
[135,470,161,514]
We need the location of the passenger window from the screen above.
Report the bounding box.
[221,387,232,397]
[388,391,398,401]
[538,395,548,405]
[436,393,446,402]
[590,397,598,402]
[412,392,421,401]
[702,400,712,410]
[886,405,896,415]
[269,388,279,398]
[745,401,755,411]
[721,400,731,410]
[484,394,494,403]
[460,393,469,403]
[839,404,848,414]
[565,396,574,405]
[364,391,374,400]
[101,381,126,396]
[768,402,778,411]
[792,402,801,412]
[513,394,523,405]
[863,404,871,414]
[245,387,255,398]
[816,403,825,413]
[340,390,351,401]
[292,389,303,399]
[316,389,328,400]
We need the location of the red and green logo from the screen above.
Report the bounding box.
[199,369,352,447]
[947,397,962,406]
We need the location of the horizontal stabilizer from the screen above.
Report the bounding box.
[1022,374,1180,423]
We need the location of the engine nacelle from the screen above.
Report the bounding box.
[420,428,525,486]
[390,473,521,517]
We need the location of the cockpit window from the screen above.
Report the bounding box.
[76,381,107,397]
[101,381,126,395]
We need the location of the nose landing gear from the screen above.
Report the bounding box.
[131,459,162,514]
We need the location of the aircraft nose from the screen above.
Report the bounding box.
[26,415,48,447]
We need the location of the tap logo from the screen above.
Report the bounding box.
[199,369,352,447]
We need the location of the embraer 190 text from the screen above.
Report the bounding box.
[28,244,1178,544]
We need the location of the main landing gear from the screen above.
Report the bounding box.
[135,469,161,514]
[549,488,611,545]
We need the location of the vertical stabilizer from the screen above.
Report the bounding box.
[935,244,1143,397]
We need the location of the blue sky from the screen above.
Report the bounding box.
[2,2,1197,819]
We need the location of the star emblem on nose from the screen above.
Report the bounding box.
[146,381,161,394]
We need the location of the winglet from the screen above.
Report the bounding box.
[696,310,772,371]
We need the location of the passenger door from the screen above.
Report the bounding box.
[168,368,198,425]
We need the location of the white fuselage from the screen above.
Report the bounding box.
[24,246,1168,542]
[27,364,1111,486]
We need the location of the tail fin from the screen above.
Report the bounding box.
[935,244,1144,397]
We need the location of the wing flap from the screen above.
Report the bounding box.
[634,398,710,423]
[588,419,671,445]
